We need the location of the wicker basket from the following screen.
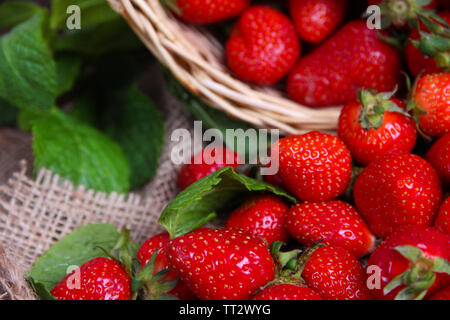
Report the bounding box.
[108,0,342,135]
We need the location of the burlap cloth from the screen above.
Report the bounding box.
[0,65,195,300]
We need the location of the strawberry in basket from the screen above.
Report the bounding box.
[166,0,250,25]
[426,133,450,186]
[226,6,301,85]
[287,20,402,107]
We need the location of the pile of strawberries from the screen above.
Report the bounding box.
[47,0,449,301]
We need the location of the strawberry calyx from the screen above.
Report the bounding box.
[270,241,302,275]
[376,0,436,28]
[358,88,410,130]
[411,14,450,70]
[384,245,450,300]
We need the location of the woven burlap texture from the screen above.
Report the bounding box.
[0,68,194,299]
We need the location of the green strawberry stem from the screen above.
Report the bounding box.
[377,0,435,28]
[384,245,450,300]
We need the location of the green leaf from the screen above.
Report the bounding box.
[50,0,119,31]
[0,0,46,29]
[54,17,142,55]
[163,67,268,160]
[0,98,18,126]
[158,167,296,239]
[100,85,165,189]
[32,109,130,193]
[0,14,57,112]
[29,224,121,294]
[55,53,83,96]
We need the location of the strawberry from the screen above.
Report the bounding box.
[137,232,195,300]
[439,0,450,10]
[226,6,301,85]
[289,0,347,43]
[225,195,290,245]
[178,146,241,190]
[166,0,250,25]
[264,172,285,189]
[299,245,373,300]
[338,89,417,166]
[252,283,323,300]
[51,257,131,300]
[165,228,276,300]
[428,286,450,299]
[405,12,450,77]
[354,153,443,238]
[271,131,352,202]
[435,197,450,234]
[285,201,376,259]
[426,133,450,186]
[367,225,450,300]
[410,73,450,138]
[287,20,402,107]
[368,0,438,28]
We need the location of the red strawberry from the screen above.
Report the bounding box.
[435,197,450,234]
[264,172,285,189]
[225,195,290,245]
[178,146,241,190]
[354,153,443,238]
[368,0,438,28]
[51,257,131,300]
[338,89,417,166]
[428,286,450,299]
[252,283,323,300]
[137,232,195,300]
[426,133,450,185]
[300,245,373,300]
[439,0,450,10]
[289,0,347,43]
[165,228,276,300]
[406,12,450,77]
[411,72,450,138]
[226,6,301,85]
[271,131,352,202]
[287,20,402,107]
[286,201,376,258]
[167,0,250,25]
[367,225,450,300]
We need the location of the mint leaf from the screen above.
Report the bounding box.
[0,0,46,29]
[55,53,83,96]
[54,18,142,55]
[0,14,57,112]
[29,224,121,295]
[50,0,119,31]
[0,98,18,126]
[101,85,165,189]
[158,167,297,239]
[32,109,130,193]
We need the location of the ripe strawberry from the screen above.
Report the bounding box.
[354,153,443,238]
[439,0,450,10]
[287,20,402,107]
[286,201,376,258]
[252,283,323,300]
[406,12,450,77]
[271,131,352,202]
[167,0,250,25]
[51,257,131,300]
[426,133,450,186]
[289,0,347,43]
[428,286,450,300]
[137,232,195,300]
[226,6,301,85]
[368,0,438,28]
[225,195,290,245]
[410,73,450,138]
[178,146,241,190]
[367,225,450,300]
[435,197,450,234]
[165,228,276,300]
[338,89,417,166]
[300,245,373,300]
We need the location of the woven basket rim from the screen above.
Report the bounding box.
[108,0,342,135]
